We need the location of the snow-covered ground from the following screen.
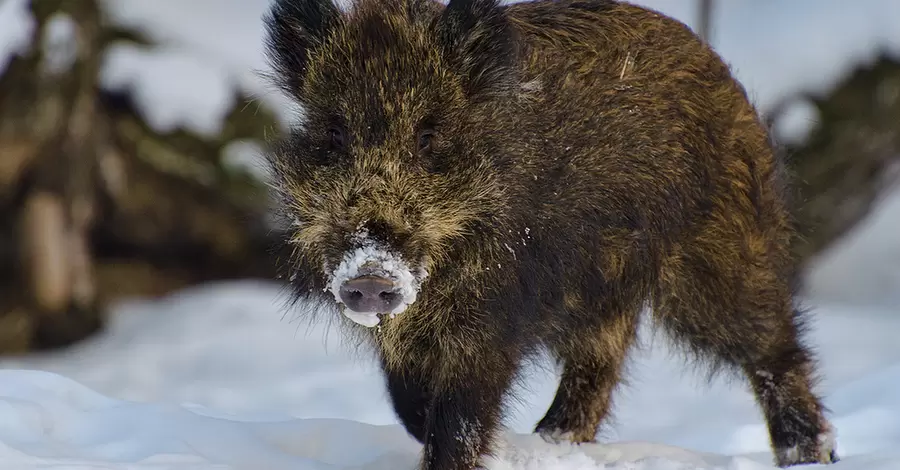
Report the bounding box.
[1,274,899,469]
[1,0,899,468]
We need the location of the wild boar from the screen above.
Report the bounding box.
[261,0,839,468]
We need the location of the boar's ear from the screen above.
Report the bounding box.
[435,0,519,99]
[263,0,342,97]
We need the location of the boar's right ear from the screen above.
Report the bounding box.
[435,0,519,100]
[263,0,342,97]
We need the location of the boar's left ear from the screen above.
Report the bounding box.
[435,0,519,100]
[263,0,342,98]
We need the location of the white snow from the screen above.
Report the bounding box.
[40,13,78,75]
[0,280,899,469]
[0,0,34,75]
[1,0,900,468]
[99,42,239,137]
[97,0,297,133]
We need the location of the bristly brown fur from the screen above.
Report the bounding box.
[262,1,839,469]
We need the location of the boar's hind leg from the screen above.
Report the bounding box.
[535,309,639,444]
[655,245,838,467]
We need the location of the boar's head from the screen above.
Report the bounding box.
[263,0,524,327]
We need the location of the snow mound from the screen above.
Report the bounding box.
[0,279,898,470]
[0,365,898,469]
[0,280,898,469]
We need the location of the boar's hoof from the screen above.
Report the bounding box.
[339,275,402,313]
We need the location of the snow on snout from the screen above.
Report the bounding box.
[326,230,427,328]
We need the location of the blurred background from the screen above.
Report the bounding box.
[0,0,898,451]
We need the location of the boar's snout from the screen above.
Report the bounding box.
[339,275,402,314]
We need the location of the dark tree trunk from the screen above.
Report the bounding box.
[696,0,715,44]
[0,0,283,354]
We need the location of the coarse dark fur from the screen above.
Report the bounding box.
[261,0,839,468]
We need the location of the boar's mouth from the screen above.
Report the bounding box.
[325,231,428,328]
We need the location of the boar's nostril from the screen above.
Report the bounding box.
[345,290,363,301]
[339,275,403,313]
[379,290,400,306]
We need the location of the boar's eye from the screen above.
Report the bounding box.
[327,125,346,151]
[417,128,435,154]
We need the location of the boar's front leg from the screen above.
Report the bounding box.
[419,352,519,470]
[384,365,431,443]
